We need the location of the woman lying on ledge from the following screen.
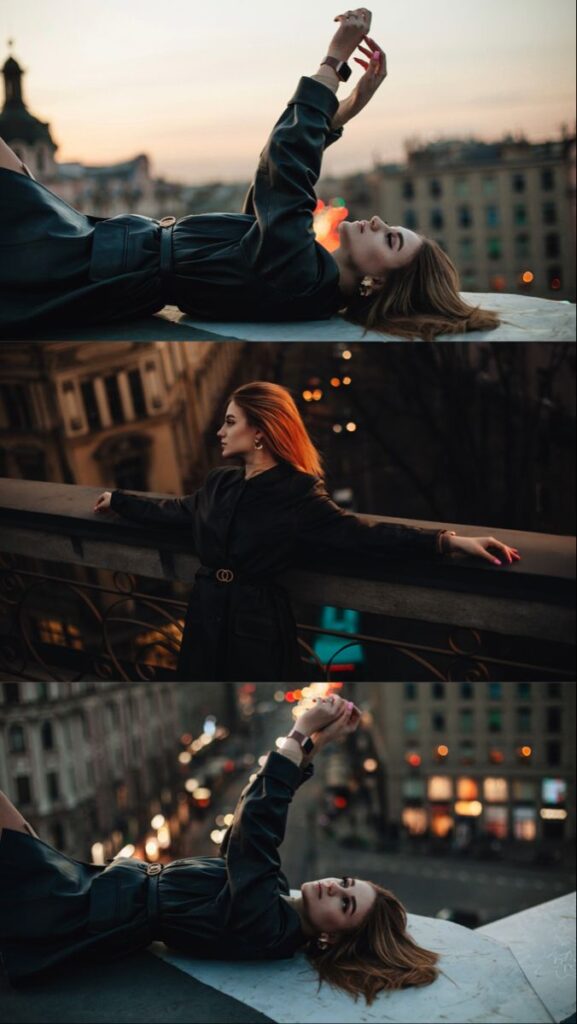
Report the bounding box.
[0,8,500,340]
[0,695,440,1003]
[94,381,521,683]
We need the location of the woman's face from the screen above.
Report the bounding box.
[338,216,423,278]
[217,400,261,459]
[301,876,376,937]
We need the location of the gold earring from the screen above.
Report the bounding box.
[317,936,329,950]
[254,438,264,450]
[359,275,373,297]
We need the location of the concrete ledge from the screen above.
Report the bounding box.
[151,901,569,1023]
[172,293,576,342]
[478,893,576,1024]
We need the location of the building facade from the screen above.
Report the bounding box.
[0,680,235,860]
[365,681,576,846]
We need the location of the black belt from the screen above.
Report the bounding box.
[146,862,163,931]
[159,216,175,283]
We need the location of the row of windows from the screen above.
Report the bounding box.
[405,739,563,767]
[403,206,562,242]
[403,707,563,733]
[401,169,557,200]
[78,368,147,431]
[404,682,565,701]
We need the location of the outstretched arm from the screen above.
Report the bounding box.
[93,488,199,527]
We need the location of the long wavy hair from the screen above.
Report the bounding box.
[342,237,502,341]
[305,884,439,1005]
[228,381,324,478]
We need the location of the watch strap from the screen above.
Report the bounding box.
[288,728,315,755]
[321,56,352,82]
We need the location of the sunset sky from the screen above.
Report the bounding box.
[2,0,575,184]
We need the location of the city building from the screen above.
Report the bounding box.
[320,130,576,303]
[364,681,576,846]
[0,680,235,860]
[0,341,252,493]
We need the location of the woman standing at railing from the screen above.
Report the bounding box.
[0,694,440,1002]
[1,10,501,340]
[93,381,520,682]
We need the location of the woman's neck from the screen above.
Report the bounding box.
[243,450,278,480]
[280,893,316,937]
[331,246,360,298]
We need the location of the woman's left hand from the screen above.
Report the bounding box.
[331,37,387,130]
[448,534,521,566]
[311,700,361,751]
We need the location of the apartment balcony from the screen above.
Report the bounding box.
[1,894,574,1022]
[16,293,577,342]
[0,479,574,682]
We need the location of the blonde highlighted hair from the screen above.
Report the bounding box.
[228,381,323,478]
[343,237,501,341]
[305,884,439,1006]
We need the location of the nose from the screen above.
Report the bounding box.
[370,216,385,231]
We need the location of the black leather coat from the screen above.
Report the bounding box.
[109,463,443,682]
[0,752,312,985]
[0,77,345,336]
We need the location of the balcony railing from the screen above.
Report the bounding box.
[0,478,574,681]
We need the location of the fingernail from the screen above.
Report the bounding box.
[493,559,501,565]
[373,50,380,60]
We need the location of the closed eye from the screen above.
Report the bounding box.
[387,233,394,248]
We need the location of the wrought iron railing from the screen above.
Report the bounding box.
[0,479,574,681]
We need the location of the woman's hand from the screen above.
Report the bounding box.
[448,534,521,566]
[311,700,361,752]
[93,491,113,515]
[295,694,351,735]
[328,8,372,61]
[332,37,387,130]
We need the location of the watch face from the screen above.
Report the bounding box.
[339,62,352,82]
[302,737,315,754]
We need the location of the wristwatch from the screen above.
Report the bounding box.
[321,56,352,82]
[287,728,315,755]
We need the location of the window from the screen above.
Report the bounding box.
[105,375,124,423]
[404,683,417,701]
[546,741,561,766]
[487,239,502,261]
[542,202,557,225]
[402,179,415,200]
[547,266,562,291]
[457,777,478,800]
[459,740,475,765]
[517,683,531,699]
[459,709,474,733]
[460,683,473,699]
[402,778,425,799]
[545,234,560,259]
[404,712,419,733]
[430,209,444,230]
[513,780,535,800]
[402,807,427,834]
[485,805,508,839]
[16,776,32,805]
[488,709,502,733]
[432,712,446,732]
[514,233,530,260]
[4,683,20,704]
[8,724,26,753]
[427,776,452,800]
[128,369,147,418]
[486,206,501,228]
[47,772,60,801]
[513,807,536,840]
[429,179,443,198]
[404,209,418,230]
[41,721,54,750]
[455,178,470,198]
[432,683,445,700]
[458,205,473,228]
[459,238,474,260]
[484,777,508,801]
[546,707,562,733]
[482,176,496,197]
[488,683,502,700]
[516,707,532,732]
[512,173,526,193]
[81,380,101,431]
[541,169,555,191]
[0,384,34,430]
[513,205,527,226]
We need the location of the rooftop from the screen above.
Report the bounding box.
[19,294,575,342]
[1,894,574,1023]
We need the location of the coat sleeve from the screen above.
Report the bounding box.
[109,489,199,527]
[239,76,341,294]
[218,752,311,944]
[295,479,445,558]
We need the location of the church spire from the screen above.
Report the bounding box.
[2,40,26,110]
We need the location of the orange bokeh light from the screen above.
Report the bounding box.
[313,199,349,252]
[522,271,534,284]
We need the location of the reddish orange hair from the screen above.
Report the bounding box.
[228,382,323,478]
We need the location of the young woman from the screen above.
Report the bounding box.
[93,381,521,682]
[0,695,439,1003]
[0,9,500,340]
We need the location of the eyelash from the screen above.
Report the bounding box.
[387,233,394,248]
[341,877,350,911]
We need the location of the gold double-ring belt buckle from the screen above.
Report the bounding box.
[159,216,176,227]
[216,568,234,583]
